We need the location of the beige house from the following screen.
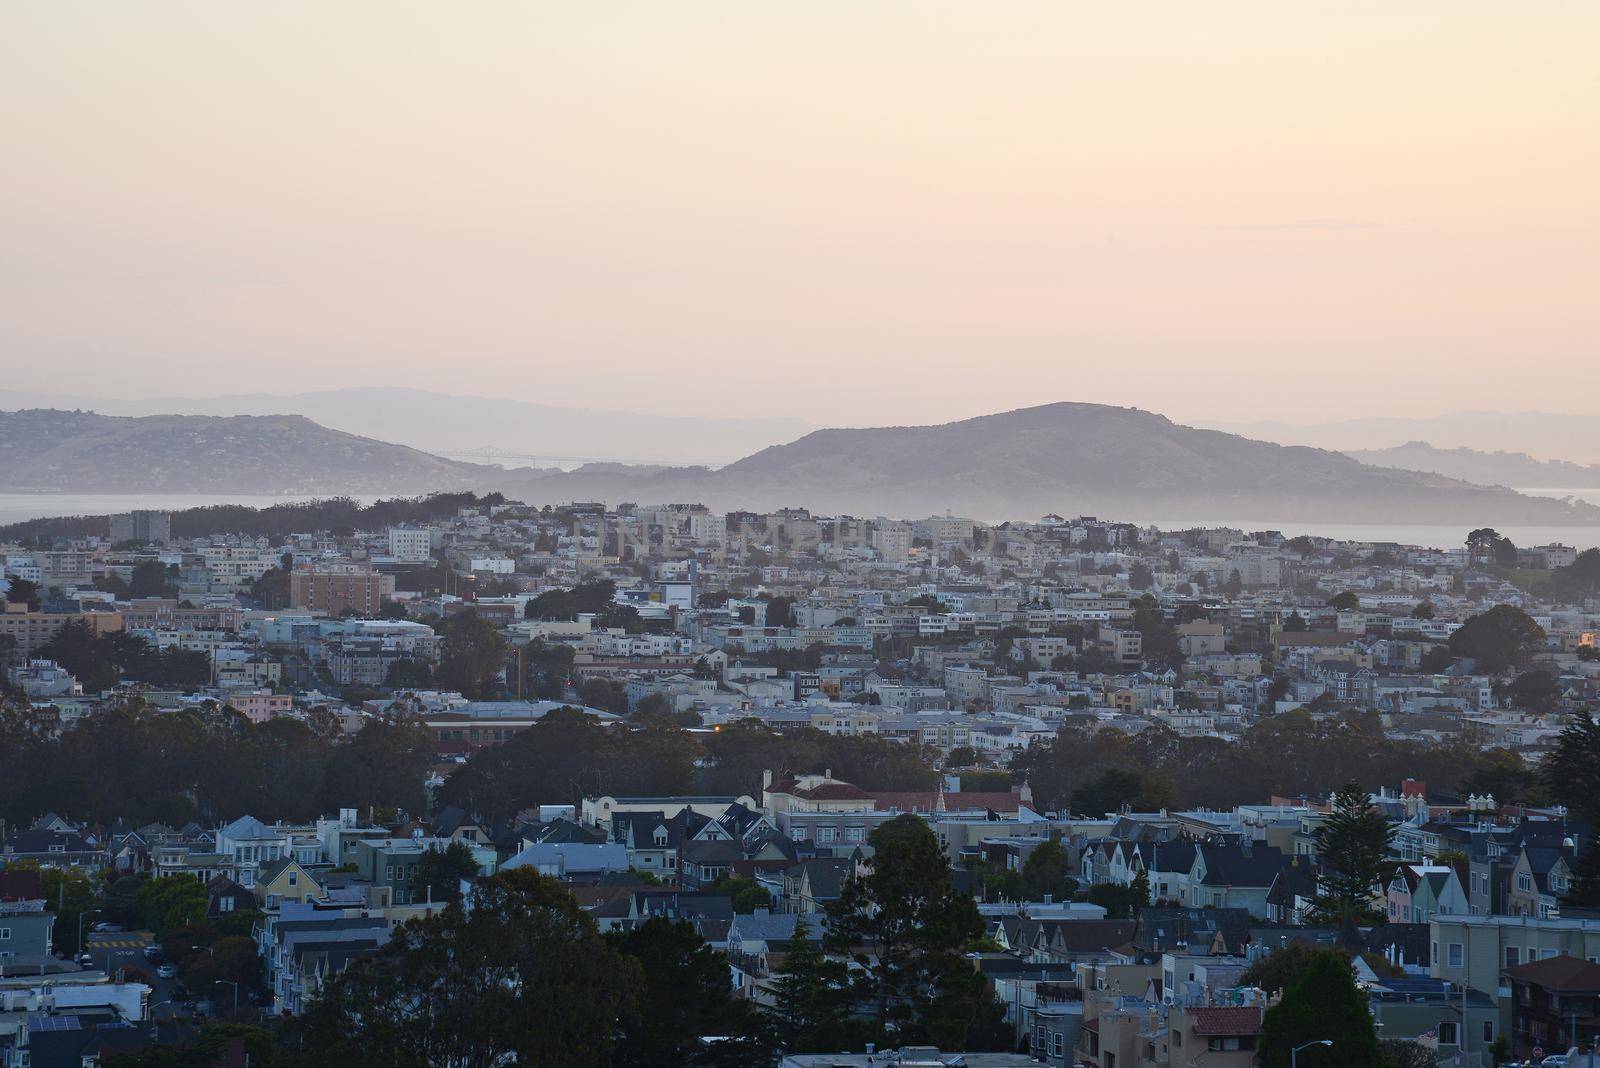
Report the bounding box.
[256,858,323,907]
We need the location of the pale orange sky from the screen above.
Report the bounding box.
[2,2,1596,425]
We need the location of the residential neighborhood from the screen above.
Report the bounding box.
[1,497,1598,1064]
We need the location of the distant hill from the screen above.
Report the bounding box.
[0,387,815,466]
[0,409,503,494]
[1216,411,1600,464]
[499,402,1600,525]
[1346,441,1600,489]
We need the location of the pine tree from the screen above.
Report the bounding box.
[1565,831,1600,908]
[1307,781,1392,927]
[824,814,991,1047]
[768,918,854,1053]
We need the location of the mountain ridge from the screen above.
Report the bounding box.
[0,409,505,495]
[0,387,815,466]
[500,402,1600,525]
[1345,440,1600,489]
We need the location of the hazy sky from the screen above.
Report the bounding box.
[3,3,1597,426]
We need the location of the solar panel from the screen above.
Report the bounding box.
[26,1014,83,1031]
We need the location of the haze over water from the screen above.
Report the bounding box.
[6,489,1599,552]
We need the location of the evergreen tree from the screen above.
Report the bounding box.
[824,814,995,1048]
[606,917,774,1067]
[1565,831,1600,908]
[768,918,856,1053]
[1260,951,1377,1067]
[1544,713,1600,822]
[1307,781,1392,926]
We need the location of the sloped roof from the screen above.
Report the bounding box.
[1507,954,1600,992]
[219,815,273,840]
[1188,1005,1264,1036]
[796,782,871,801]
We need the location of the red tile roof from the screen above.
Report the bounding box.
[1188,1006,1265,1036]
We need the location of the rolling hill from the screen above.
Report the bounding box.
[1345,441,1600,489]
[1219,411,1600,464]
[0,387,814,466]
[503,402,1600,524]
[0,409,506,494]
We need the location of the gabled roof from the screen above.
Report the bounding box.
[1194,842,1286,888]
[1045,919,1137,953]
[787,857,853,900]
[1136,907,1255,954]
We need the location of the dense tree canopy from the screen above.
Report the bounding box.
[438,710,939,825]
[1545,548,1600,602]
[39,620,211,691]
[0,699,433,826]
[1011,712,1543,813]
[434,610,509,699]
[288,870,642,1068]
[1260,951,1377,1067]
[1447,604,1545,673]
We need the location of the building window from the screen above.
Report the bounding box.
[1438,1021,1459,1046]
[1482,1020,1494,1043]
[1506,946,1520,969]
[1517,873,1533,892]
[1447,943,1463,968]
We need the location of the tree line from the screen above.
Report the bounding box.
[438,710,941,826]
[1011,707,1547,813]
[0,492,502,545]
[0,698,434,828]
[34,618,211,691]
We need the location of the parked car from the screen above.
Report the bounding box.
[89,922,124,933]
[156,963,177,980]
[143,944,163,960]
[75,953,94,967]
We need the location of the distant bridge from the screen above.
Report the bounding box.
[438,446,724,469]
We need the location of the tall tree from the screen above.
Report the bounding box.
[767,918,856,1053]
[414,841,481,904]
[289,870,642,1068]
[2,576,41,611]
[435,610,509,699]
[1260,951,1378,1067]
[1543,714,1600,822]
[606,917,773,1067]
[824,814,995,1048]
[1447,605,1545,673]
[1306,782,1393,926]
[1020,839,1076,900]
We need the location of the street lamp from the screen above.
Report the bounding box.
[215,979,239,1014]
[1291,1039,1333,1067]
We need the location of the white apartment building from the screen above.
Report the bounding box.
[387,527,434,562]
